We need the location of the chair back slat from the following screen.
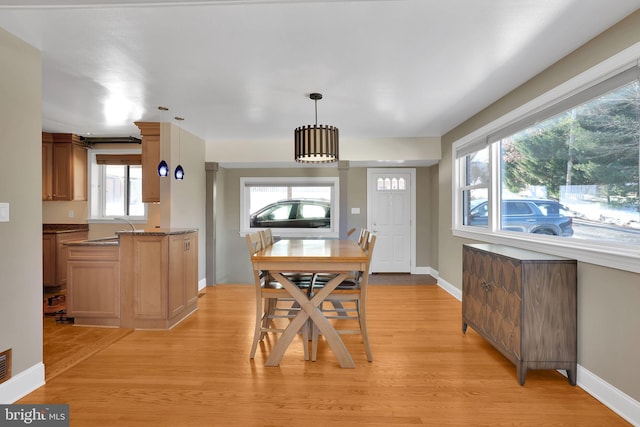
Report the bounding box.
[246,231,263,256]
[259,228,274,247]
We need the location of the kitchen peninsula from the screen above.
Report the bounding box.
[66,228,198,329]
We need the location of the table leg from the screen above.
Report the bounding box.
[266,272,355,368]
[264,274,311,367]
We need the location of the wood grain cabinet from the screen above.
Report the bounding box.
[43,230,89,287]
[42,132,88,201]
[67,244,121,327]
[134,122,160,203]
[462,243,577,385]
[119,230,198,329]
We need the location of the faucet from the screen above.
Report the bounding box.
[114,217,136,231]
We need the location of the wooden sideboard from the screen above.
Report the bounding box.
[462,243,577,385]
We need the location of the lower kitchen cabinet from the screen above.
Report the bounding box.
[119,230,198,329]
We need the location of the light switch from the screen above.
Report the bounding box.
[351,207,360,214]
[0,203,9,222]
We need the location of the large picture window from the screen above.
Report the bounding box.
[454,65,640,272]
[240,177,339,238]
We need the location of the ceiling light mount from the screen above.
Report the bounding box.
[294,92,339,163]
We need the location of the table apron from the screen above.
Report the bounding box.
[252,261,367,272]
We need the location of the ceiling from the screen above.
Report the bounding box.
[0,0,638,143]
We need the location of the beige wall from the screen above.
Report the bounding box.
[214,164,435,284]
[439,10,640,401]
[207,137,441,163]
[0,28,43,398]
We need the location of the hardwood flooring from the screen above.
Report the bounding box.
[26,284,629,426]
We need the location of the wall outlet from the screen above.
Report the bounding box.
[68,210,74,218]
[351,207,360,214]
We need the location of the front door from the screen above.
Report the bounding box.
[367,168,414,273]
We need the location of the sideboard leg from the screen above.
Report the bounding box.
[517,361,527,386]
[462,322,468,334]
[567,367,577,386]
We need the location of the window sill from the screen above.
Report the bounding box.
[452,227,640,274]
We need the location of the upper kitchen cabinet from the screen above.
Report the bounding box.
[135,122,160,203]
[42,132,88,201]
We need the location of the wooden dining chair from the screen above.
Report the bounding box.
[246,231,309,360]
[311,234,377,362]
[259,228,274,248]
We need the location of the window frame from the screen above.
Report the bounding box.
[87,148,147,224]
[452,59,640,274]
[240,176,339,238]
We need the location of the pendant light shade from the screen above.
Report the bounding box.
[157,160,169,177]
[294,93,339,163]
[174,164,184,180]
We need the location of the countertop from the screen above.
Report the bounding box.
[65,237,119,247]
[43,223,89,234]
[116,228,198,236]
[66,228,198,246]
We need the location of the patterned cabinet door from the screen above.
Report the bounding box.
[462,246,491,336]
[485,254,522,360]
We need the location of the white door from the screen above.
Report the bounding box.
[367,169,414,273]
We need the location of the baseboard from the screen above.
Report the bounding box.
[0,363,45,404]
[198,278,207,291]
[577,366,640,426]
[435,274,639,426]
[436,275,462,301]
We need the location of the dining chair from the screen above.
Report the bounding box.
[246,231,309,360]
[311,233,377,362]
[259,228,314,290]
[311,228,370,288]
[259,228,274,248]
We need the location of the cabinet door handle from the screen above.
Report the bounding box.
[481,281,492,292]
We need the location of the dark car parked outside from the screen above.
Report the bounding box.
[250,199,331,228]
[468,199,574,236]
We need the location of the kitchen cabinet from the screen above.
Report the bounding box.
[168,233,199,319]
[43,229,89,287]
[67,242,121,327]
[42,132,53,201]
[42,132,88,201]
[119,229,198,329]
[462,243,577,385]
[134,122,161,203]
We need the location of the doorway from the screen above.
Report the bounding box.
[366,168,415,273]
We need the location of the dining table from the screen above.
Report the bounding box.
[250,238,369,368]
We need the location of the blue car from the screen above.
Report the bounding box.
[468,199,574,236]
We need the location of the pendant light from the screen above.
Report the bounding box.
[294,92,339,163]
[174,116,184,180]
[157,106,170,177]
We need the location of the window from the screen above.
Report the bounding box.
[240,177,339,238]
[454,65,640,272]
[89,150,146,221]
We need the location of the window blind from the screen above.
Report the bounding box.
[95,154,141,165]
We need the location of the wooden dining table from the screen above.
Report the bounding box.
[250,238,368,368]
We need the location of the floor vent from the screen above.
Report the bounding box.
[0,349,11,384]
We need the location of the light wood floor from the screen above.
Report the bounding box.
[24,284,629,426]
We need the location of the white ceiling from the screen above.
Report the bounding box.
[0,0,639,143]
